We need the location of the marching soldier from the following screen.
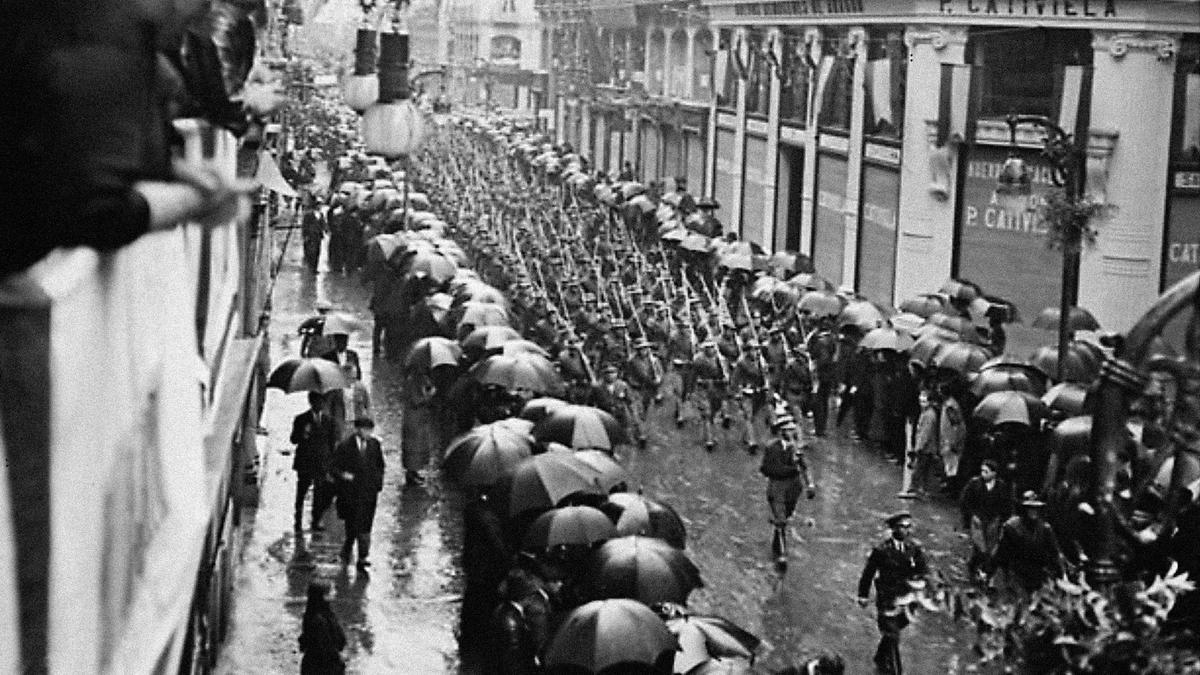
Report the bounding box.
[626,338,664,422]
[806,316,840,437]
[759,412,816,567]
[693,341,728,452]
[733,341,770,454]
[599,363,643,448]
[664,313,697,428]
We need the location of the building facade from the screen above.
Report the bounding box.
[544,0,1199,345]
[442,0,547,110]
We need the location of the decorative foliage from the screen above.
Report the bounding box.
[1040,189,1116,253]
[938,563,1199,673]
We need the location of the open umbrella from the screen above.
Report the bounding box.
[969,296,1021,325]
[453,280,508,307]
[927,312,981,342]
[403,249,458,282]
[1042,382,1089,416]
[472,353,564,394]
[404,336,463,372]
[571,449,630,492]
[973,390,1050,427]
[501,340,551,358]
[939,279,983,303]
[543,599,676,674]
[1032,306,1101,333]
[520,397,571,423]
[534,405,629,451]
[797,291,843,318]
[838,300,887,332]
[462,325,523,352]
[665,615,760,662]
[687,657,756,675]
[451,301,512,330]
[506,452,609,515]
[267,358,347,393]
[587,536,704,605]
[909,334,953,367]
[860,326,915,353]
[932,342,992,375]
[367,232,407,262]
[321,313,362,336]
[522,505,617,550]
[601,493,687,549]
[787,272,834,292]
[898,294,947,319]
[889,312,926,335]
[1030,343,1101,383]
[681,232,714,254]
[969,366,1045,398]
[767,251,813,279]
[442,422,535,487]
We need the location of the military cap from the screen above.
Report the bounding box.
[603,363,619,373]
[634,338,653,349]
[885,512,913,528]
[700,340,717,349]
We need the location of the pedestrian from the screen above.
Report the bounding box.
[299,300,335,358]
[299,581,346,674]
[805,318,839,437]
[401,372,439,486]
[760,413,816,566]
[333,417,386,569]
[908,388,942,497]
[321,332,361,381]
[290,392,337,532]
[959,459,1014,581]
[857,512,928,675]
[988,490,1064,596]
[337,362,372,440]
[938,392,967,495]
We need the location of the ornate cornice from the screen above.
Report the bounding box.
[1093,31,1179,62]
[903,25,968,52]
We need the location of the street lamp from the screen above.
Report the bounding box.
[994,113,1124,585]
[994,114,1087,384]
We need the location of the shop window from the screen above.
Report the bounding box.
[1171,36,1200,167]
[971,28,1092,118]
[817,30,854,131]
[864,28,906,139]
[780,32,812,125]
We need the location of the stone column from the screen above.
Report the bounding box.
[763,27,784,251]
[798,28,822,254]
[891,25,969,306]
[840,26,868,287]
[663,27,675,98]
[731,27,749,234]
[645,24,656,92]
[1078,31,1179,332]
[684,27,697,101]
[624,31,635,80]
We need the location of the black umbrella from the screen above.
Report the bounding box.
[543,599,676,674]
[600,493,687,549]
[587,536,704,605]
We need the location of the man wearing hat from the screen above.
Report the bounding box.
[599,362,642,447]
[332,417,386,569]
[693,340,730,451]
[627,338,664,421]
[987,490,1063,595]
[857,511,929,674]
[299,300,335,358]
[759,411,816,565]
[692,197,723,238]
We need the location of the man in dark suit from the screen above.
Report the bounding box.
[333,417,386,569]
[321,333,361,380]
[857,512,929,675]
[290,392,337,532]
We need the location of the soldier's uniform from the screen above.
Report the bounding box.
[733,344,770,453]
[664,321,697,427]
[692,342,728,452]
[599,364,643,447]
[857,513,929,675]
[626,339,664,417]
[759,413,816,564]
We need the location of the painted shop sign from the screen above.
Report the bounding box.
[936,0,1117,17]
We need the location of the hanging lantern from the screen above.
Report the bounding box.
[343,28,379,113]
[362,32,426,158]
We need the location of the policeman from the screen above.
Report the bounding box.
[857,512,929,675]
[759,412,816,566]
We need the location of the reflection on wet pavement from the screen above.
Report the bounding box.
[220,231,977,674]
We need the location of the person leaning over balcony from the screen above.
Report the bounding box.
[0,0,253,280]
